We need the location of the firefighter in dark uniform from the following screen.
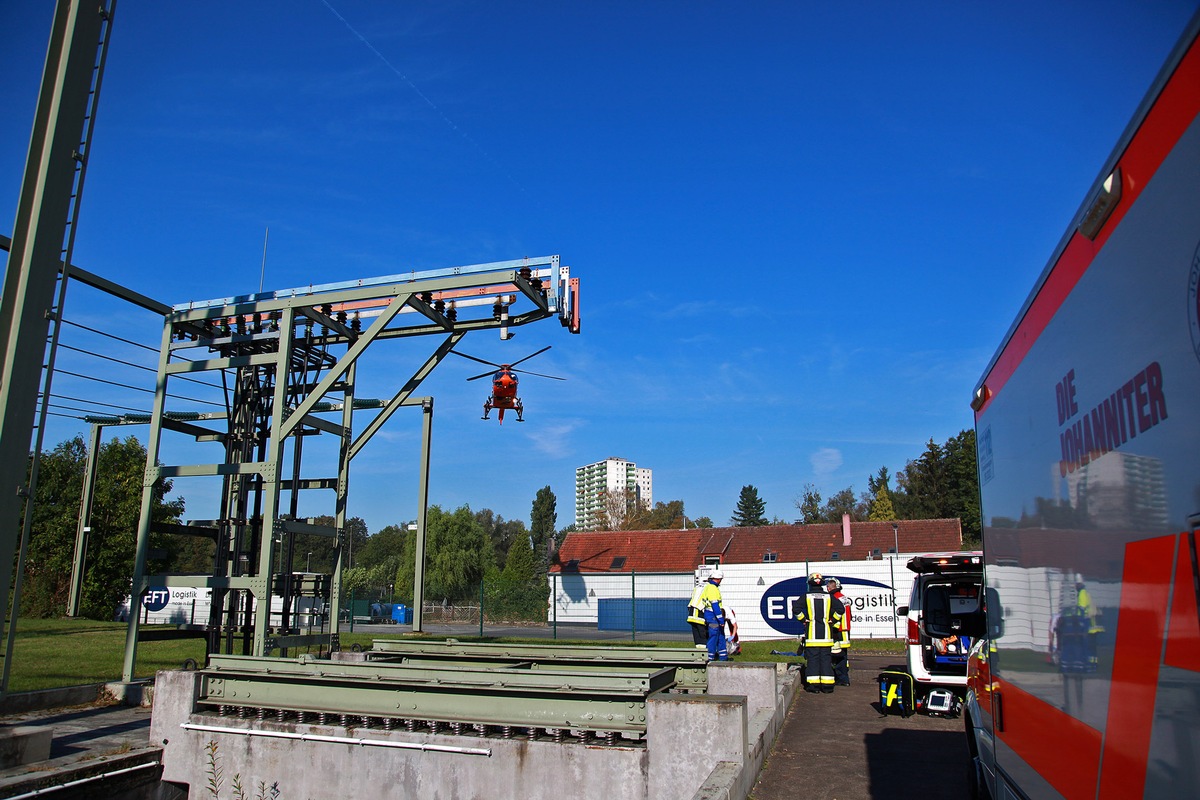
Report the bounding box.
[793,572,845,693]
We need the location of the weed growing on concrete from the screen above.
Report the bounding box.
[205,739,223,798]
[202,738,282,799]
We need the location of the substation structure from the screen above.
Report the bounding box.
[119,256,580,682]
[151,642,793,800]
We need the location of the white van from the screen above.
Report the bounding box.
[895,552,983,692]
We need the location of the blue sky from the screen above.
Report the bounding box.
[2,1,1196,535]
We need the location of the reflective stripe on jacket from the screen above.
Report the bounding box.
[686,585,705,624]
[794,590,844,646]
[831,589,851,647]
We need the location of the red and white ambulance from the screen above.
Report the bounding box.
[955,10,1200,799]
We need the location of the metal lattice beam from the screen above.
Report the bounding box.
[122,257,579,679]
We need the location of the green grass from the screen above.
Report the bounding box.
[10,619,206,692]
[4,620,904,694]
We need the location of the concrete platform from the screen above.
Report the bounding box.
[0,699,178,799]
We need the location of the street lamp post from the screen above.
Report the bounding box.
[306,551,312,573]
[892,522,899,556]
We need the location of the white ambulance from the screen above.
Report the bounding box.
[950,10,1200,799]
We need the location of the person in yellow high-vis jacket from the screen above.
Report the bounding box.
[699,569,727,661]
[1076,581,1104,667]
[686,582,708,651]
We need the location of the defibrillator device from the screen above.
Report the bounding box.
[918,688,961,718]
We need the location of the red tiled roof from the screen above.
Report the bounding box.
[551,519,963,573]
[551,530,709,573]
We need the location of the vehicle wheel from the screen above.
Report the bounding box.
[967,755,991,800]
[351,642,363,652]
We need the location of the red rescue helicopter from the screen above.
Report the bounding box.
[449,345,565,423]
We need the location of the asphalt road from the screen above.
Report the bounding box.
[750,654,972,800]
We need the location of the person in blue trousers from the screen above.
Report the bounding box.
[699,569,728,661]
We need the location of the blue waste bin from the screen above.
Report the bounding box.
[392,604,411,624]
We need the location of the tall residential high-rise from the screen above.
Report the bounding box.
[574,457,653,530]
[1063,451,1168,531]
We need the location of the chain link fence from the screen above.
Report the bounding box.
[341,572,695,642]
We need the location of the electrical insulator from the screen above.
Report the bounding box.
[446,306,457,323]
[492,301,503,321]
[350,313,361,332]
[337,310,347,325]
[434,299,446,314]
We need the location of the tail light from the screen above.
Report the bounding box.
[907,617,920,645]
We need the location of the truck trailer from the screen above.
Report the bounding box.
[957,10,1200,799]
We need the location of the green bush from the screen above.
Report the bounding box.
[483,578,546,623]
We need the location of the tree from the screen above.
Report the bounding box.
[353,523,408,599]
[395,505,493,605]
[730,485,767,527]
[942,429,981,546]
[797,484,822,524]
[645,499,685,530]
[475,508,526,569]
[893,430,981,546]
[692,516,715,528]
[294,516,368,574]
[868,483,897,521]
[489,529,545,623]
[501,532,537,584]
[603,486,650,530]
[23,435,185,620]
[819,486,867,522]
[867,466,891,497]
[867,467,897,521]
[358,524,408,572]
[530,486,557,569]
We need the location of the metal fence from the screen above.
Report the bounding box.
[343,573,696,642]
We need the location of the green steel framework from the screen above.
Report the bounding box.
[1,1,590,705]
[189,643,706,742]
[120,258,578,682]
[0,0,118,697]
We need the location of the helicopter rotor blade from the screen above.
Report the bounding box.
[449,350,502,369]
[508,345,552,368]
[466,369,494,381]
[510,367,567,381]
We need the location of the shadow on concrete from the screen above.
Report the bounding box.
[864,728,970,799]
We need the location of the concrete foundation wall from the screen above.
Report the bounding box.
[151,662,796,800]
